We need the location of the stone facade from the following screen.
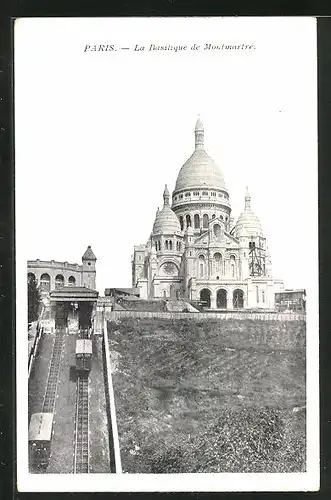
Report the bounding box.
[132,119,284,309]
[28,245,97,294]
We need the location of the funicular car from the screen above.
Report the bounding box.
[28,412,53,469]
[75,338,92,372]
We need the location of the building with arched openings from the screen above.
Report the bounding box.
[132,118,284,309]
[27,246,97,294]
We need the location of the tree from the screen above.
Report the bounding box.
[28,276,41,324]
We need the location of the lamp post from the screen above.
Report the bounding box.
[71,301,78,326]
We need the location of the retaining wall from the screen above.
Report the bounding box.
[107,310,305,322]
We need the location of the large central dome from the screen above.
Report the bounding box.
[174,118,226,192]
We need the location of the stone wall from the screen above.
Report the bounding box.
[107,310,305,322]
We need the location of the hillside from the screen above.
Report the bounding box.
[108,316,306,473]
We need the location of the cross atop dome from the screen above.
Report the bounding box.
[195,116,204,150]
[195,116,204,131]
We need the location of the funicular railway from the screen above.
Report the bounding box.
[29,327,66,469]
[74,329,92,473]
[29,286,98,472]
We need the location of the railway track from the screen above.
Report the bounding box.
[42,329,66,413]
[73,374,89,473]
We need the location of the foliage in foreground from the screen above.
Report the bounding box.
[28,275,41,324]
[109,317,306,473]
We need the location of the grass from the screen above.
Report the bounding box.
[108,317,306,473]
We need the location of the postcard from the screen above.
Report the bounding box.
[15,16,319,492]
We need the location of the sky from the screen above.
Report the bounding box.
[15,17,318,295]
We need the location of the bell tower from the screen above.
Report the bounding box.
[82,245,97,290]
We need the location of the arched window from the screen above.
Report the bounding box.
[169,240,173,251]
[179,216,184,231]
[186,214,191,227]
[262,290,265,303]
[194,214,200,229]
[40,273,50,292]
[217,289,227,309]
[256,286,259,303]
[178,242,181,251]
[199,255,205,277]
[212,214,216,219]
[163,290,167,298]
[155,242,158,251]
[233,289,244,309]
[214,252,222,275]
[68,276,76,286]
[55,274,64,290]
[158,241,161,251]
[203,214,209,228]
[213,224,221,239]
[165,240,169,250]
[230,255,236,278]
[220,215,224,220]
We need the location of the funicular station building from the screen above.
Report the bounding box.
[28,246,99,333]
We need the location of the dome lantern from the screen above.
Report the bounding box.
[245,186,251,211]
[195,116,204,150]
[163,184,170,206]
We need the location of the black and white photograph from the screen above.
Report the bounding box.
[15,16,319,492]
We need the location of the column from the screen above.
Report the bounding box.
[210,293,217,309]
[50,274,56,292]
[227,292,233,310]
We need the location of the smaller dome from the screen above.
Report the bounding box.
[153,185,181,234]
[152,207,160,233]
[235,188,263,237]
[153,205,181,234]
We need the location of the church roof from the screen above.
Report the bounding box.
[82,246,96,261]
[153,205,181,234]
[49,286,98,300]
[175,149,226,191]
[174,119,226,191]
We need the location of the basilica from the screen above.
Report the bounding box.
[132,118,284,310]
